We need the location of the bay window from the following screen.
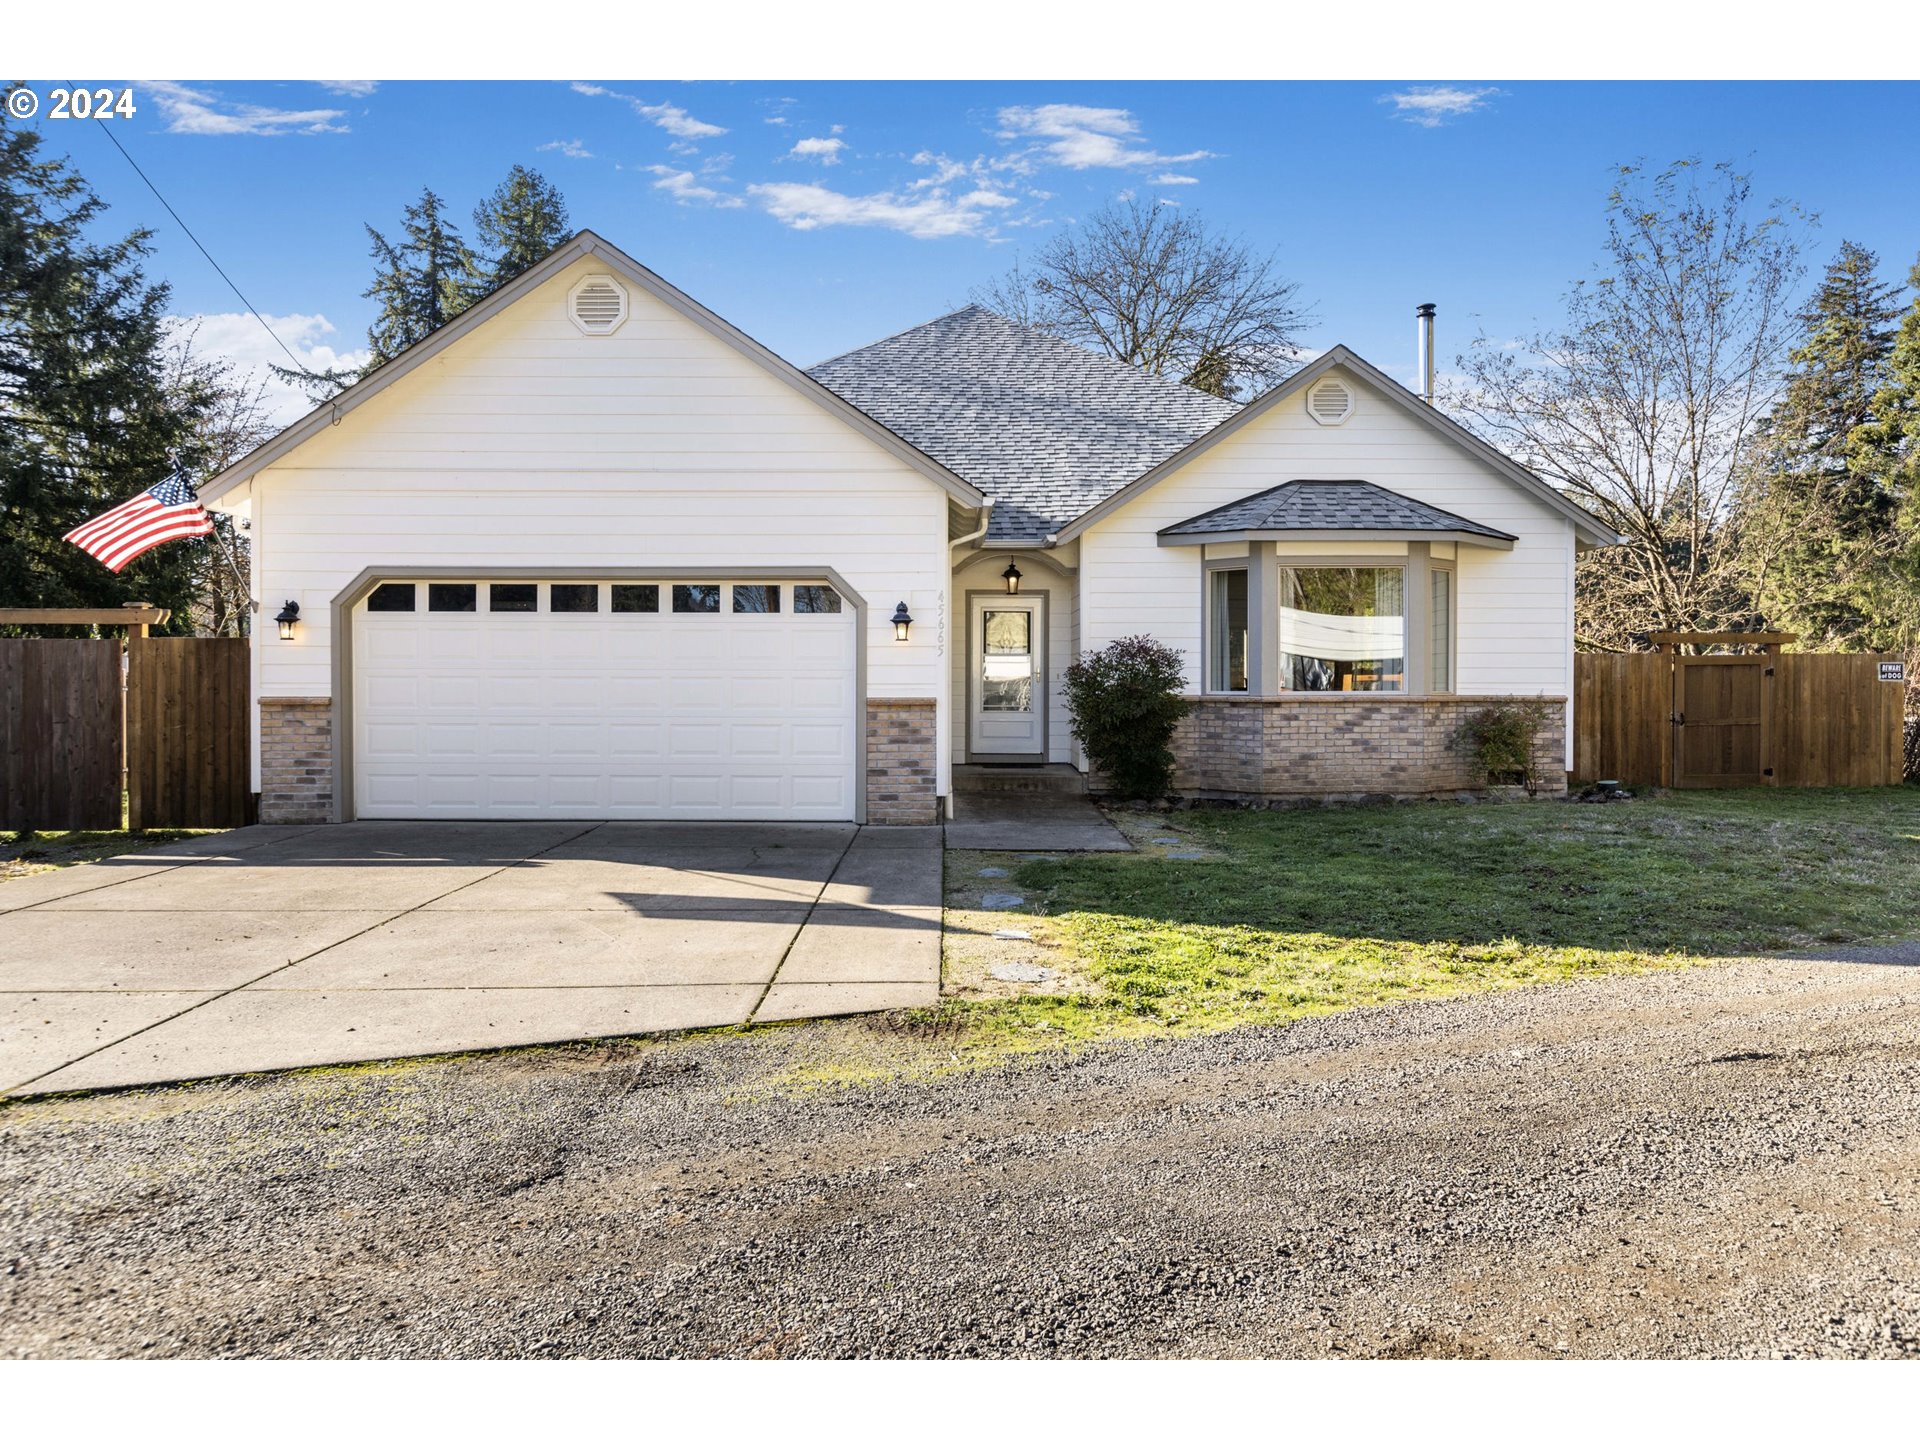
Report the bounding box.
[1207,567,1249,692]
[1429,565,1455,693]
[1278,566,1405,692]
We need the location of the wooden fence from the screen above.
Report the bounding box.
[1574,651,1906,789]
[1,634,251,832]
[126,637,252,830]
[0,639,126,831]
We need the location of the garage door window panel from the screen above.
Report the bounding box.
[550,583,599,613]
[612,584,659,614]
[428,583,477,613]
[367,583,416,612]
[490,583,538,613]
[793,584,842,614]
[673,583,721,614]
[733,583,780,613]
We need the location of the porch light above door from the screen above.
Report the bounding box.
[1001,560,1023,594]
[892,602,914,641]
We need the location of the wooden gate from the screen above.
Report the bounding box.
[1672,656,1769,787]
[1574,643,1906,789]
[126,636,251,829]
[0,639,126,831]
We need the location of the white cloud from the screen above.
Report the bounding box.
[788,136,846,165]
[643,165,743,208]
[318,81,377,98]
[1380,85,1502,128]
[571,82,726,140]
[165,313,370,425]
[996,104,1212,172]
[146,81,348,136]
[748,181,1016,239]
[539,138,593,159]
[1153,172,1200,185]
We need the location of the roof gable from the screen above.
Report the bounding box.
[198,231,985,509]
[807,305,1238,543]
[1055,346,1619,547]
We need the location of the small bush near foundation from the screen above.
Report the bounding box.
[1453,699,1557,794]
[1064,636,1191,800]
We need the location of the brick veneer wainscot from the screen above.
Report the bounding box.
[1170,695,1569,800]
[259,697,334,823]
[865,698,939,824]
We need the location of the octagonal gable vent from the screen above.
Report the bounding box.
[1305,375,1355,426]
[568,274,628,335]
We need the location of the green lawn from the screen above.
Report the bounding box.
[905,788,1920,1078]
[1,827,210,882]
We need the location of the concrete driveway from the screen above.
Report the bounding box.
[0,821,940,1098]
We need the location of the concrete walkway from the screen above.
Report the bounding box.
[0,821,939,1097]
[944,793,1132,851]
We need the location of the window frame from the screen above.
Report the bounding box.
[1275,560,1410,695]
[1428,560,1456,695]
[1203,560,1251,695]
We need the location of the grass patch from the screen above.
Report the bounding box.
[771,787,1920,1090]
[1,827,214,882]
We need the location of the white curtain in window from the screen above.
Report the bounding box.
[1277,607,1405,661]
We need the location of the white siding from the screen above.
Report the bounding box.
[1077,364,1576,704]
[246,258,951,781]
[950,553,1076,765]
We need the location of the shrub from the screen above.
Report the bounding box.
[1063,636,1191,800]
[1452,699,1558,794]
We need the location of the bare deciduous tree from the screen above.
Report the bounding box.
[1449,161,1806,650]
[973,200,1310,399]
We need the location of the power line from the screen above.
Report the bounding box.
[82,103,321,380]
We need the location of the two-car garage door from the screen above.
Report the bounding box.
[352,578,858,820]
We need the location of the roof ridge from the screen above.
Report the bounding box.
[806,303,989,371]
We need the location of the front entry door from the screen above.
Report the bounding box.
[969,595,1044,758]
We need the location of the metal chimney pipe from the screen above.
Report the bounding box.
[1416,303,1436,405]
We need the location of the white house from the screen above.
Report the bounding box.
[198,232,1616,826]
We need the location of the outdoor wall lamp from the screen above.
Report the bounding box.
[275,600,300,640]
[1001,560,1023,594]
[891,602,914,641]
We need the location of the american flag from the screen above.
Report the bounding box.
[64,474,215,573]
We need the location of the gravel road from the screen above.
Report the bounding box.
[4,948,1919,1359]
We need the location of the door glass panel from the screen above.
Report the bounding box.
[981,610,1033,712]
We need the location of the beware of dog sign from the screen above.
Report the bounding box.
[1880,661,1907,683]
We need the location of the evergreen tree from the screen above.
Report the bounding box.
[361,187,481,367]
[1735,241,1905,647]
[274,187,483,402]
[1858,255,1920,658]
[471,165,570,290]
[0,118,207,633]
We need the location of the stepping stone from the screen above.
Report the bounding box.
[976,866,1009,879]
[991,962,1057,984]
[981,892,1026,910]
[991,928,1032,941]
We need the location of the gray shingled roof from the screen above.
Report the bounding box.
[806,305,1241,543]
[1160,480,1517,542]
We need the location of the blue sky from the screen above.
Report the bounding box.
[26,78,1920,420]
